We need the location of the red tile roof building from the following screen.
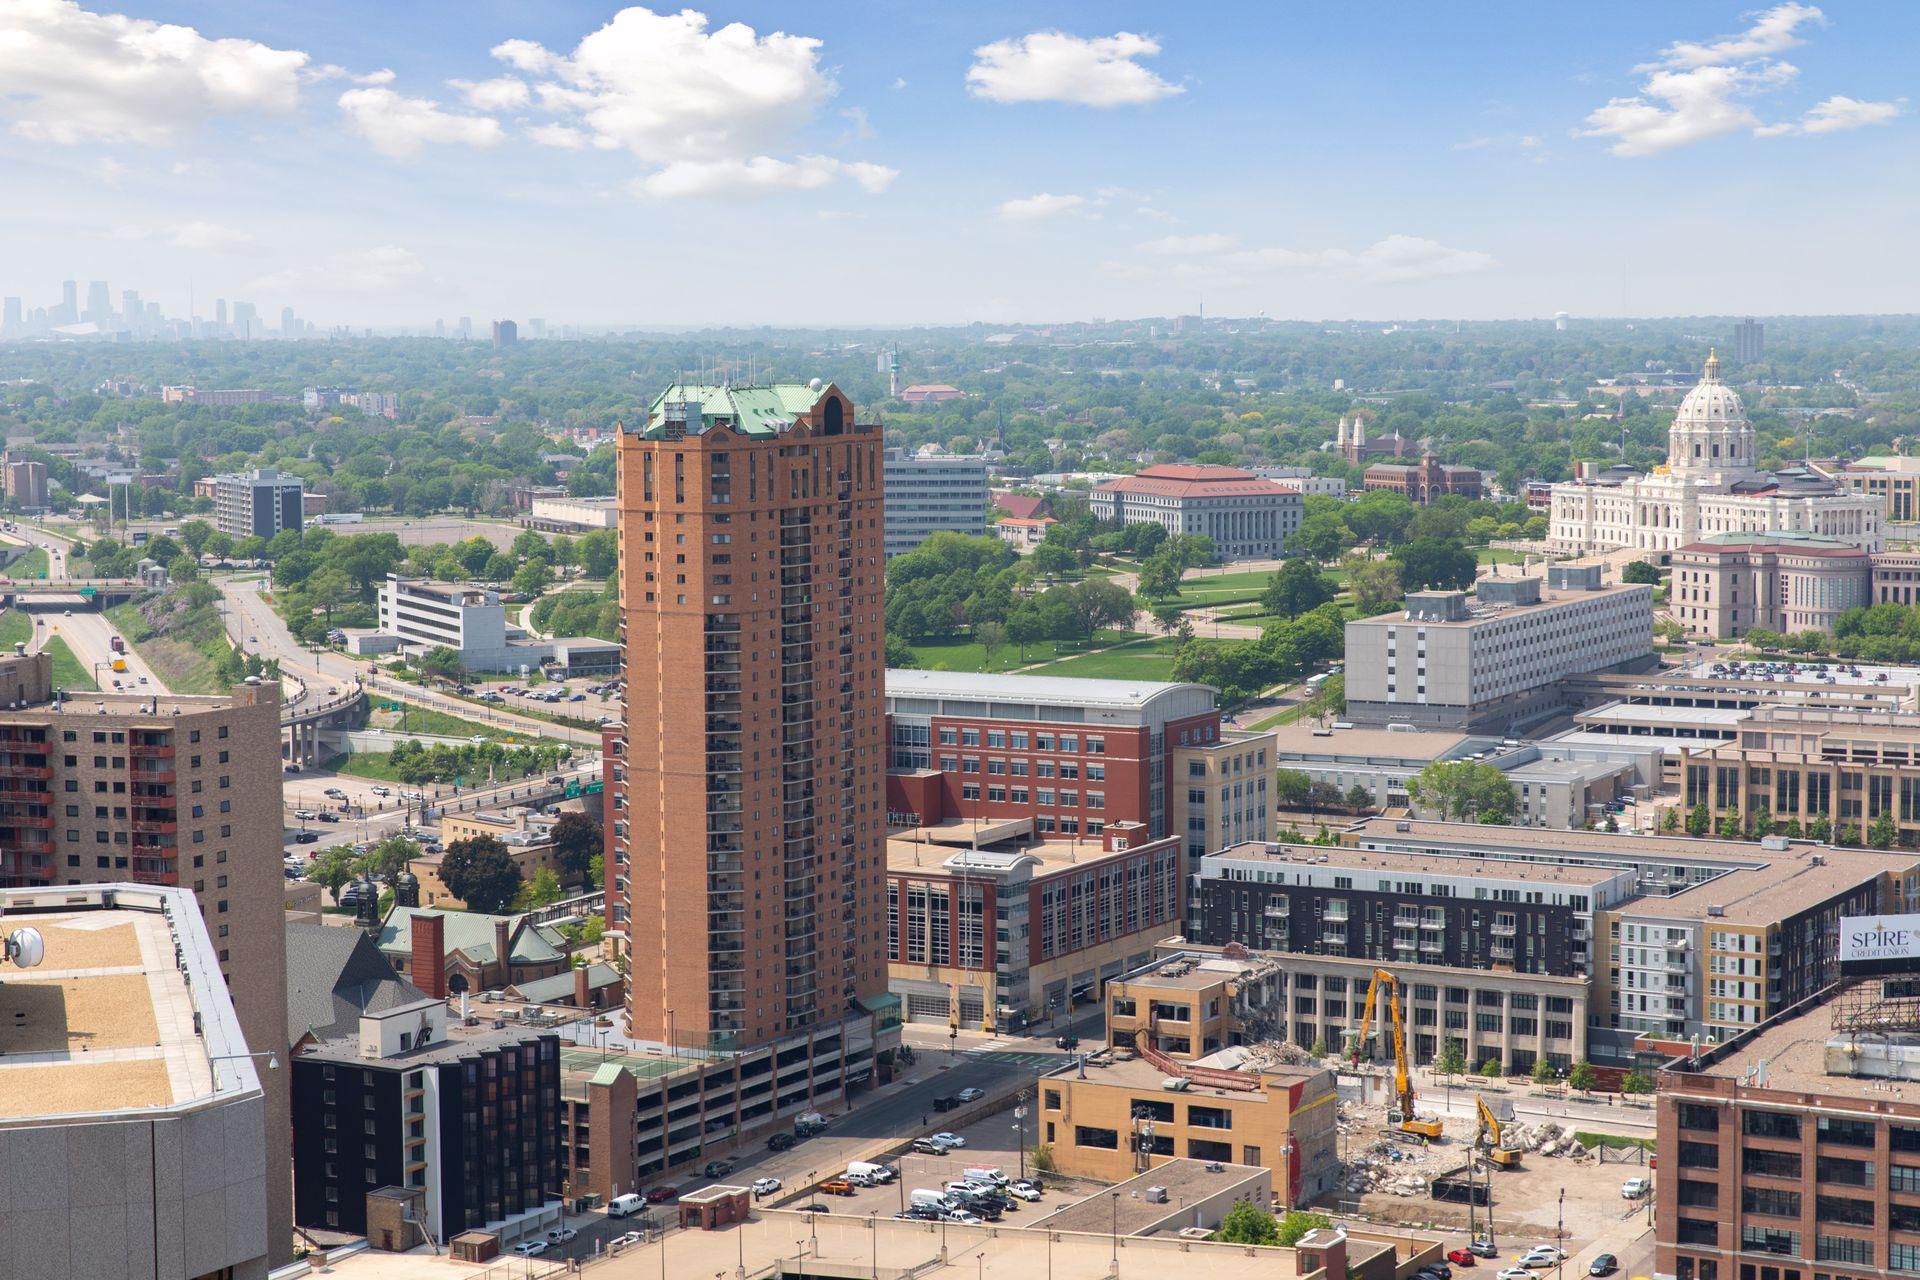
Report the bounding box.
[1088,464,1303,559]
[991,490,1049,521]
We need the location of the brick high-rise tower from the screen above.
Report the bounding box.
[612,382,889,1053]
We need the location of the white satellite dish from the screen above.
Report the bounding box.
[4,927,44,969]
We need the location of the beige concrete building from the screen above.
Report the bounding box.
[1344,564,1655,733]
[0,883,273,1279]
[1669,531,1871,639]
[1040,950,1340,1201]
[1171,727,1277,868]
[0,655,292,1264]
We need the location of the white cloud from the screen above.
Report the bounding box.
[526,123,591,150]
[633,154,896,199]
[1125,232,1495,285]
[967,31,1181,107]
[493,7,832,162]
[1138,232,1237,255]
[354,68,397,87]
[1581,61,1796,156]
[890,77,908,90]
[1758,93,1902,136]
[839,106,875,142]
[1135,206,1178,223]
[448,76,531,111]
[91,156,128,185]
[996,193,1087,222]
[337,88,505,159]
[0,0,308,144]
[1585,6,1892,156]
[486,7,889,199]
[1644,3,1824,70]
[118,219,256,251]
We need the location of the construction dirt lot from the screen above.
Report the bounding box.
[1334,1075,1655,1266]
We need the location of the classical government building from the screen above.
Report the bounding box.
[1089,464,1302,560]
[1548,352,1880,557]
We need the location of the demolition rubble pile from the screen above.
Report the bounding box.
[1335,1106,1593,1197]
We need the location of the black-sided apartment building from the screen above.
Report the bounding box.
[287,924,564,1249]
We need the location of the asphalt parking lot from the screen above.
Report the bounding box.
[771,1106,1099,1222]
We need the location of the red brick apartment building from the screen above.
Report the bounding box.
[609,382,897,1059]
[882,669,1223,841]
[1657,981,1920,1280]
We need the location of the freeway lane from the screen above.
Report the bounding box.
[43,607,169,693]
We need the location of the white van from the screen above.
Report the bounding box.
[963,1167,1007,1187]
[607,1193,646,1218]
[847,1161,894,1184]
[909,1189,950,1211]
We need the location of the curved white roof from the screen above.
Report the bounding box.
[886,668,1215,723]
[1676,350,1744,426]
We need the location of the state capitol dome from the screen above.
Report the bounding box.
[1675,350,1743,425]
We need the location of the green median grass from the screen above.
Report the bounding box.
[906,629,1143,674]
[0,610,29,650]
[1023,635,1182,680]
[43,636,98,691]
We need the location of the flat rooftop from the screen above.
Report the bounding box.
[1267,722,1474,761]
[33,690,264,719]
[885,667,1210,714]
[0,888,252,1121]
[318,1213,1348,1280]
[1683,999,1873,1098]
[1205,840,1623,887]
[1054,1050,1315,1103]
[886,827,1153,877]
[1581,702,1749,726]
[1034,1160,1269,1236]
[299,1007,560,1067]
[1342,815,1836,863]
[1351,579,1648,629]
[1624,844,1906,924]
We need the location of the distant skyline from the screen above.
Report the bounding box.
[0,1,1913,327]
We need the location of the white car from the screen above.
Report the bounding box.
[1006,1182,1042,1202]
[1499,1269,1534,1280]
[545,1226,577,1244]
[512,1240,548,1257]
[751,1177,782,1196]
[955,1087,985,1102]
[1621,1177,1650,1199]
[1521,1247,1566,1267]
[611,1231,644,1249]
[930,1132,966,1148]
[943,1209,981,1225]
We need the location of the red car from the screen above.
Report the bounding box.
[643,1186,677,1204]
[1448,1250,1478,1267]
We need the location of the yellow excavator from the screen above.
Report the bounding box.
[1353,968,1444,1140]
[1476,1095,1522,1168]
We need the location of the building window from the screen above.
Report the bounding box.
[1074,1126,1119,1150]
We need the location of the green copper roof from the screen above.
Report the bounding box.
[588,1063,630,1087]
[636,382,825,439]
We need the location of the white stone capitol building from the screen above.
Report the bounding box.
[1549,352,1880,556]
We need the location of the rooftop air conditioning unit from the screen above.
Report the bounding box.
[1162,1077,1192,1092]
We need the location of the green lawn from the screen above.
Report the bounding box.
[372,703,510,740]
[0,610,29,650]
[43,636,98,691]
[326,751,409,782]
[106,597,235,695]
[1023,636,1182,680]
[905,629,1143,673]
[1476,546,1541,565]
[5,547,49,579]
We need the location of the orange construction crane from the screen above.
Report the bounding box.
[1353,967,1444,1140]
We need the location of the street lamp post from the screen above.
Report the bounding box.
[1110,1191,1120,1266]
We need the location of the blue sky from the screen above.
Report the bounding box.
[0,0,1914,326]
